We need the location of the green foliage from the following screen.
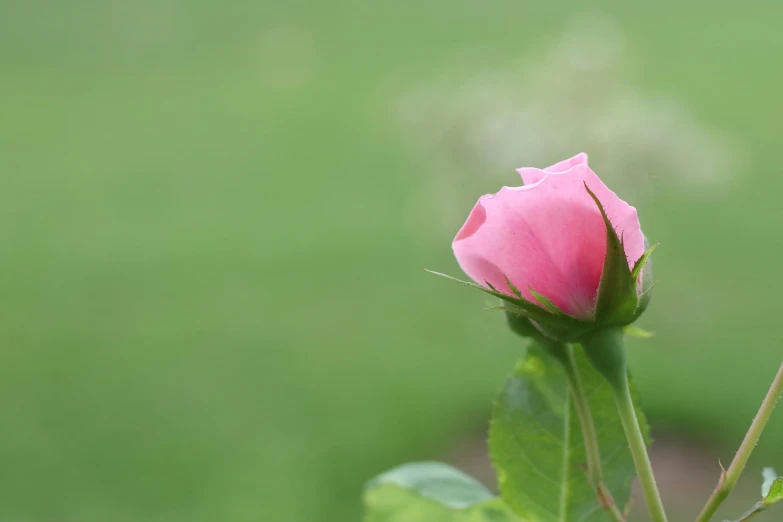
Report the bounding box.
[363,462,519,522]
[489,345,649,522]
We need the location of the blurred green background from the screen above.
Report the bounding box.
[1,1,782,521]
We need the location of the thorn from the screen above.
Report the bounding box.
[718,460,727,485]
[623,497,635,520]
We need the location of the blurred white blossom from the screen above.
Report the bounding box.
[393,15,743,238]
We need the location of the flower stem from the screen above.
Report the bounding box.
[726,501,766,522]
[581,328,668,522]
[613,371,668,522]
[558,344,626,522]
[694,360,783,522]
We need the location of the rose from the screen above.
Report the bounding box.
[428,152,655,340]
[419,153,670,522]
[452,153,647,322]
[422,154,674,522]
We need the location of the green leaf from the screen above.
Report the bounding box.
[489,344,649,522]
[584,184,638,325]
[363,462,519,522]
[762,468,783,506]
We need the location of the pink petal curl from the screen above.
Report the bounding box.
[452,155,644,319]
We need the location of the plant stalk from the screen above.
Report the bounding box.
[552,342,625,522]
[613,373,668,522]
[694,360,783,522]
[581,328,669,522]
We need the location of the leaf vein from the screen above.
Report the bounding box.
[507,437,564,489]
[559,392,571,522]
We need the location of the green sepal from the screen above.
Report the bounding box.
[584,184,639,326]
[497,305,592,342]
[634,280,656,320]
[529,288,565,315]
[631,243,659,283]
[425,269,591,341]
[624,324,654,339]
[631,241,658,320]
[503,311,591,364]
[505,276,523,298]
[505,311,542,340]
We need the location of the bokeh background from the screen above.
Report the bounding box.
[1,1,782,521]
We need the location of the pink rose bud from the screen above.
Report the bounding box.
[450,154,654,338]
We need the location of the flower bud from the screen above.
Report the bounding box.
[438,154,656,343]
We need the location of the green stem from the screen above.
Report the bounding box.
[727,501,766,522]
[582,328,668,522]
[562,345,626,522]
[694,360,783,522]
[614,372,668,522]
[549,342,625,522]
[559,345,604,484]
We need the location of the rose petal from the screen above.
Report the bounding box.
[453,163,643,318]
[516,152,588,185]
